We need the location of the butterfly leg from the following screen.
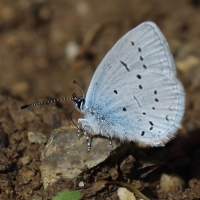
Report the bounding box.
[107,135,113,153]
[82,125,91,153]
[77,121,81,139]
[77,120,83,140]
[78,118,91,152]
[77,118,88,138]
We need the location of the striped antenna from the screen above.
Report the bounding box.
[73,80,85,97]
[20,97,72,110]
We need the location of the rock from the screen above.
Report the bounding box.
[160,173,185,193]
[120,155,136,174]
[78,181,84,187]
[117,187,136,200]
[27,131,47,144]
[40,126,130,189]
[20,156,31,165]
[108,167,119,180]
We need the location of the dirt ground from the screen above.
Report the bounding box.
[0,0,200,199]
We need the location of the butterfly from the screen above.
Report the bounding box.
[20,21,185,152]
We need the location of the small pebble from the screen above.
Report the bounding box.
[78,181,85,187]
[117,187,136,200]
[27,132,47,144]
[108,167,119,180]
[20,156,31,165]
[160,173,185,193]
[120,155,136,174]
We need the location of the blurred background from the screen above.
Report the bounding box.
[0,0,200,130]
[1,0,200,199]
[0,0,198,96]
[0,0,200,134]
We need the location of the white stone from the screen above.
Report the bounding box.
[160,173,185,193]
[117,187,136,200]
[28,131,47,144]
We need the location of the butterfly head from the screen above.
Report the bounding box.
[72,91,85,111]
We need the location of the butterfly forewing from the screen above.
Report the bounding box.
[84,21,185,146]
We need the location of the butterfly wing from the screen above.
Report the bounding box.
[84,21,185,146]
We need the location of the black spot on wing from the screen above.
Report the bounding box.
[141,131,145,136]
[139,85,143,89]
[143,64,147,69]
[120,60,130,71]
[137,75,142,79]
[149,121,154,126]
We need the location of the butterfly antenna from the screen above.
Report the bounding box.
[73,80,85,97]
[20,97,73,110]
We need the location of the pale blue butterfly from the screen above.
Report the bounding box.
[20,22,185,152]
